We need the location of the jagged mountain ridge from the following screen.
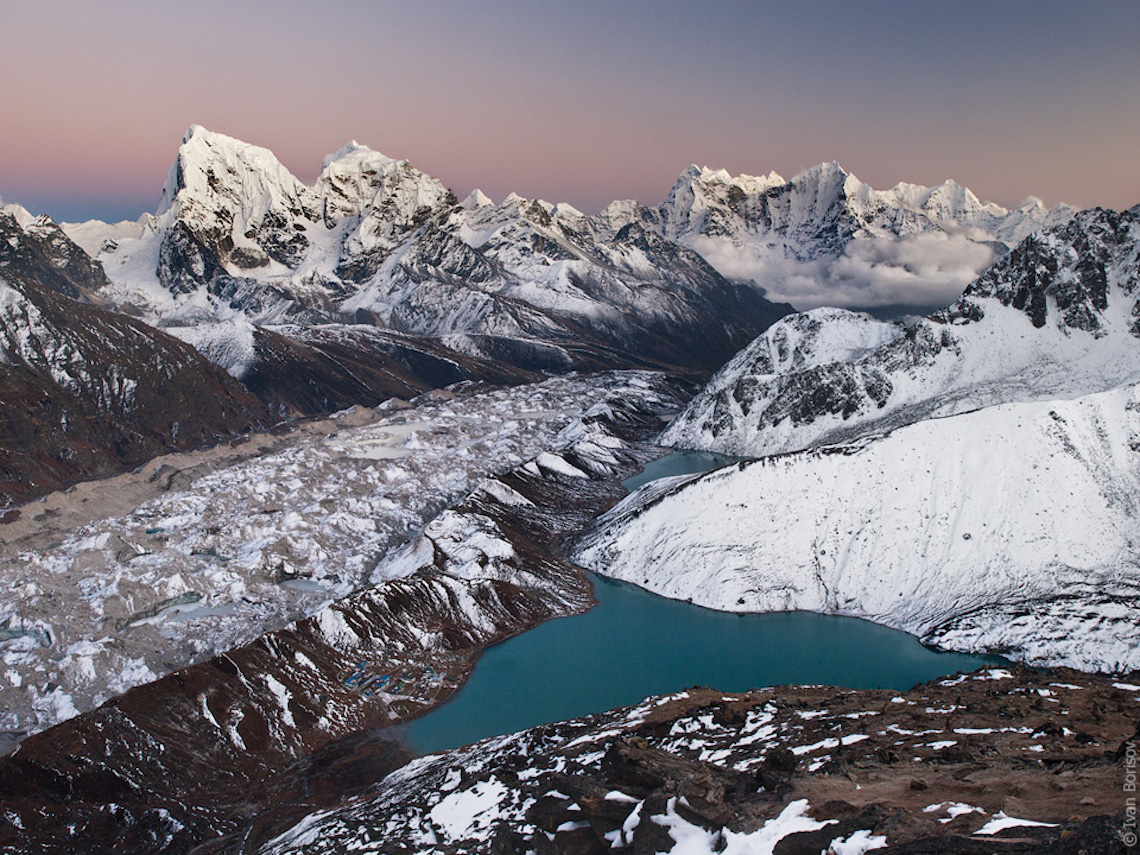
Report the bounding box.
[648,161,1075,311]
[0,209,270,507]
[65,126,1074,374]
[68,126,790,374]
[657,161,1074,260]
[662,206,1140,457]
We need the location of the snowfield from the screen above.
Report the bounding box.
[0,372,668,737]
[575,381,1140,673]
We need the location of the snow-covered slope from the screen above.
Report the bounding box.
[68,126,788,373]
[663,206,1140,456]
[577,381,1140,672]
[656,162,1075,311]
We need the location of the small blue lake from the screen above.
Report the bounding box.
[620,448,740,491]
[402,451,1008,754]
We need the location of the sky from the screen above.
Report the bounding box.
[1,0,1137,223]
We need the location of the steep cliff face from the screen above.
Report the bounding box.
[663,207,1140,456]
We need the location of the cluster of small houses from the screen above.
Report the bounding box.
[341,661,446,704]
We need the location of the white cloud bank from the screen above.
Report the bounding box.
[691,232,997,311]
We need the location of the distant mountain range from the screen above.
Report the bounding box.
[63,126,790,376]
[656,161,1074,313]
[0,125,1092,504]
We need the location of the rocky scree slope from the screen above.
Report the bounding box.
[67,126,791,375]
[0,208,269,507]
[260,668,1138,855]
[663,206,1140,457]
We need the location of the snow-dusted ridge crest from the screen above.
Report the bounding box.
[663,206,1140,457]
[576,380,1140,673]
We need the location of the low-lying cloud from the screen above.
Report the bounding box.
[690,232,996,312]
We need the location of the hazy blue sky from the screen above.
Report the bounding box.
[1,0,1137,222]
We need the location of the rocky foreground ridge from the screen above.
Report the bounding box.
[262,667,1139,854]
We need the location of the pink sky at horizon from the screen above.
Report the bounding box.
[2,1,1137,223]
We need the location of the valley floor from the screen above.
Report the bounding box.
[0,372,678,741]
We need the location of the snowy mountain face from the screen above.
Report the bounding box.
[656,162,1075,312]
[69,126,789,374]
[0,205,110,302]
[663,207,1140,457]
[577,381,1140,673]
[0,211,269,507]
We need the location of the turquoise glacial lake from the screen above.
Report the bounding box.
[403,451,1007,754]
[619,448,741,491]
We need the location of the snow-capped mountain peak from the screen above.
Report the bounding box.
[316,142,449,225]
[157,124,317,219]
[320,139,388,170]
[460,188,494,209]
